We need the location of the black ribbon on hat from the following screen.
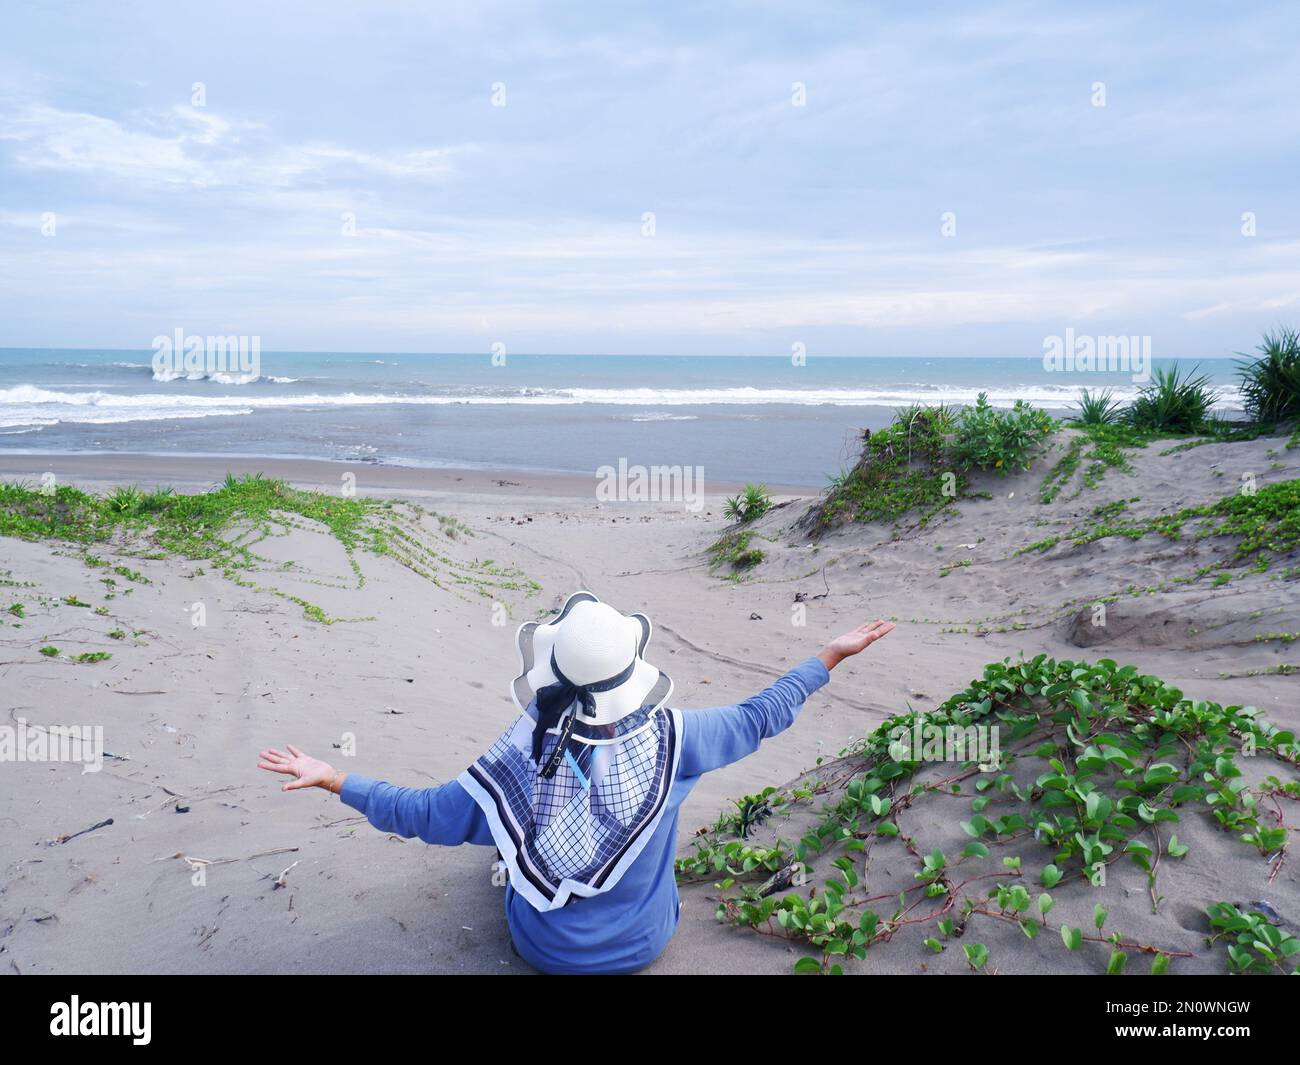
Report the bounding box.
[532,647,638,778]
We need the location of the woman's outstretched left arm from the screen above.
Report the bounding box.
[678,619,895,777]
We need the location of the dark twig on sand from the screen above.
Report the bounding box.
[46,818,113,846]
[814,565,830,599]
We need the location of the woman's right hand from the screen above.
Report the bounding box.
[258,744,343,793]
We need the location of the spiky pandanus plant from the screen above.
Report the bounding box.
[1237,327,1300,424]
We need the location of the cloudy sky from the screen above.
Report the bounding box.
[1,1,1297,356]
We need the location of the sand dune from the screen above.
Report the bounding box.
[0,433,1296,974]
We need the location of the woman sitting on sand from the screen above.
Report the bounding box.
[258,591,893,974]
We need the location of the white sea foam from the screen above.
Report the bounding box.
[0,381,1245,428]
[152,368,258,384]
[133,383,1240,408]
[0,386,256,428]
[148,369,296,384]
[64,361,151,370]
[560,385,1245,408]
[0,407,252,428]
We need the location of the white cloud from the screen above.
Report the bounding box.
[0,101,465,190]
[0,104,208,184]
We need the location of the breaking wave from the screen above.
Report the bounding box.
[0,380,1244,429]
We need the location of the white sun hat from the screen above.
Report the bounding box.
[511,591,671,733]
[459,590,683,910]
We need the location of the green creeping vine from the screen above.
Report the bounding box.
[1206,902,1300,974]
[808,412,961,532]
[1022,478,1300,579]
[0,476,538,623]
[678,655,1299,975]
[1038,425,1148,504]
[809,400,1055,535]
[708,529,765,576]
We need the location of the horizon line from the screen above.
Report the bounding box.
[0,346,1242,360]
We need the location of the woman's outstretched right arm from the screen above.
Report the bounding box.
[258,744,491,846]
[339,775,492,845]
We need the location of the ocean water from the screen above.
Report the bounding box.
[0,350,1243,486]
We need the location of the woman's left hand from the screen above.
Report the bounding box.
[818,619,896,669]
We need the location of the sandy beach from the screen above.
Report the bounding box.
[1,428,1296,976]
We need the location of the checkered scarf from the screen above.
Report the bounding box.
[458,700,681,912]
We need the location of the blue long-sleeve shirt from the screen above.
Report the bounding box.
[339,655,830,974]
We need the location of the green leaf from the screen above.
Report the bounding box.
[1166,835,1189,857]
[1150,953,1170,975]
[793,956,822,974]
[1040,864,1063,888]
[1106,950,1127,975]
[1094,903,1108,930]
[1037,893,1054,916]
[962,842,989,859]
[924,937,943,953]
[963,943,989,969]
[1061,926,1083,951]
[1085,791,1102,820]
[1069,689,1094,714]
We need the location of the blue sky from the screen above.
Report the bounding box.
[1,1,1297,356]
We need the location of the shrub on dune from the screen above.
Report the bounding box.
[1125,364,1218,433]
[1237,327,1300,424]
[1071,388,1124,426]
[951,393,1056,474]
[723,483,771,524]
